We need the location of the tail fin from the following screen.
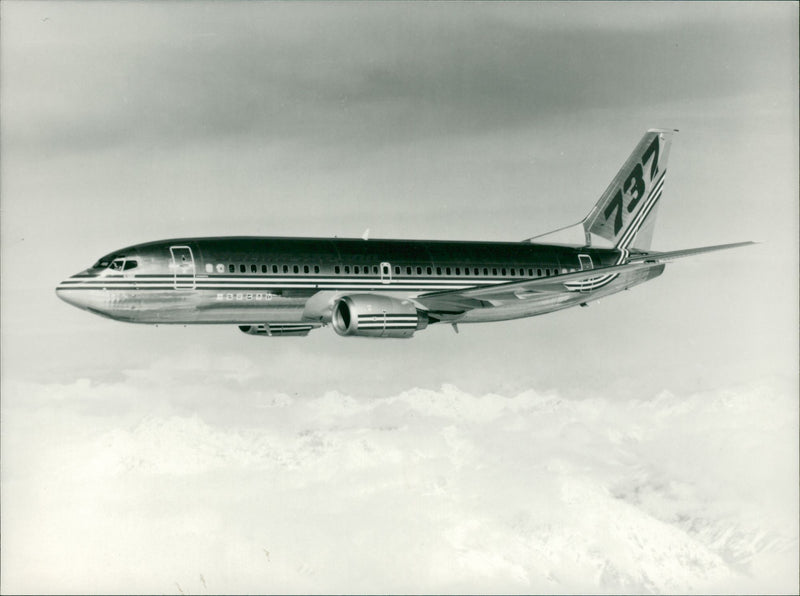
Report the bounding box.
[582,129,676,250]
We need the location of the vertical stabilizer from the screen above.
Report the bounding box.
[583,129,676,251]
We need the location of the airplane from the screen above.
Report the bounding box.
[56,129,752,338]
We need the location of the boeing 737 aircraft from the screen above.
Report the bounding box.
[57,130,752,338]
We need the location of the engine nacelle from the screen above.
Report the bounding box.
[331,294,429,338]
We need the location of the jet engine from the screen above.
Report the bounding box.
[331,294,429,338]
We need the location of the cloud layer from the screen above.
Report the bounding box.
[3,372,797,594]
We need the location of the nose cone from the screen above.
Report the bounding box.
[56,279,88,310]
[56,270,95,311]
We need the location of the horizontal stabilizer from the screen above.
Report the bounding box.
[629,241,756,263]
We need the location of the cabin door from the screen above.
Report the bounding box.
[170,246,196,290]
[380,262,392,284]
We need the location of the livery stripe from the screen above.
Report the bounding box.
[616,173,665,249]
[616,170,666,249]
[562,169,668,293]
[61,276,508,286]
[620,188,663,251]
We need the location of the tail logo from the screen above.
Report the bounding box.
[603,135,661,235]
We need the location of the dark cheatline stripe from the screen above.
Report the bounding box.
[60,269,578,296]
[57,275,514,293]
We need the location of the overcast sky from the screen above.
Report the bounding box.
[2,2,798,594]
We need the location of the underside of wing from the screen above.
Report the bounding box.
[415,261,659,313]
[415,241,754,315]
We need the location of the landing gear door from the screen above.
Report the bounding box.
[170,246,196,289]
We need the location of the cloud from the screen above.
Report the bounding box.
[2,375,797,594]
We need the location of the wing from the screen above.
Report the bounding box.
[414,241,755,314]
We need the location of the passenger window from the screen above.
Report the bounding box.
[426,267,432,275]
[492,268,497,276]
[483,268,488,276]
[373,266,378,274]
[335,266,340,274]
[262,265,267,273]
[394,266,400,275]
[205,263,213,273]
[354,266,360,274]
[473,268,479,276]
[293,265,299,273]
[406,267,411,275]
[510,268,516,276]
[314,265,320,274]
[251,264,257,273]
[240,264,246,273]
[304,265,309,274]
[545,268,550,276]
[217,264,225,273]
[229,264,235,273]
[537,268,542,276]
[436,267,442,275]
[283,265,288,273]
[272,265,278,273]
[455,267,460,275]
[416,266,422,275]
[345,266,350,274]
[528,268,533,276]
[446,267,451,275]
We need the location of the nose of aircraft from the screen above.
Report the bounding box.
[55,273,90,310]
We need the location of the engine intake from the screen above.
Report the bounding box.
[331,294,428,338]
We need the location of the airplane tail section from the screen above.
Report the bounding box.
[582,129,676,251]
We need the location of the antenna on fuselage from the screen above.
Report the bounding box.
[362,228,370,241]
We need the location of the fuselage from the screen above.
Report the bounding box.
[55,131,752,338]
[56,236,631,327]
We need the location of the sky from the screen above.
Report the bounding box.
[1,2,798,594]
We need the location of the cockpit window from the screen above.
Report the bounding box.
[104,258,138,272]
